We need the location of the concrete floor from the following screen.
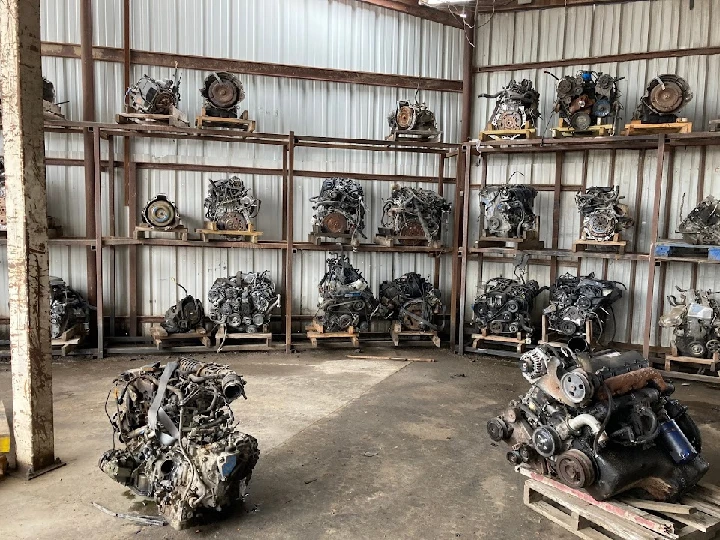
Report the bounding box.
[2,349,720,540]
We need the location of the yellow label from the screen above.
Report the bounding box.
[0,436,10,454]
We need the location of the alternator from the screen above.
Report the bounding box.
[677,196,720,245]
[660,287,720,359]
[208,271,280,333]
[575,186,633,241]
[50,276,90,339]
[634,74,693,124]
[479,184,538,238]
[388,99,437,132]
[551,70,623,131]
[142,194,181,230]
[127,70,181,114]
[378,185,451,244]
[310,178,366,242]
[379,272,443,331]
[200,72,245,118]
[204,177,260,231]
[479,79,540,131]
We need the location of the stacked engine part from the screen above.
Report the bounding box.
[0,156,5,232]
[310,178,366,241]
[388,99,437,132]
[479,184,538,238]
[660,288,720,359]
[480,79,541,131]
[99,358,260,530]
[544,273,624,342]
[378,272,443,331]
[488,345,708,501]
[575,186,634,241]
[552,71,622,131]
[378,185,451,244]
[200,72,245,118]
[677,196,720,245]
[50,276,90,339]
[142,194,181,230]
[634,74,693,124]
[161,286,206,334]
[208,272,280,333]
[127,70,181,114]
[204,177,260,232]
[42,77,56,103]
[472,277,543,336]
[315,254,378,332]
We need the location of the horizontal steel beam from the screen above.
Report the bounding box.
[353,0,465,28]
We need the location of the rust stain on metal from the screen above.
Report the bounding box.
[597,368,670,400]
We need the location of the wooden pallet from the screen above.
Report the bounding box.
[116,105,189,128]
[195,108,256,131]
[477,216,543,249]
[386,128,442,143]
[655,241,720,262]
[623,118,692,136]
[573,232,627,255]
[306,321,360,347]
[479,121,536,142]
[215,324,272,352]
[662,342,720,373]
[51,323,85,356]
[149,326,211,349]
[552,121,615,138]
[540,315,593,349]
[390,321,440,348]
[196,222,263,243]
[471,329,528,354]
[134,223,189,241]
[523,469,720,540]
[374,234,442,248]
[308,227,359,247]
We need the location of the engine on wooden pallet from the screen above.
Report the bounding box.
[310,178,366,242]
[50,276,90,339]
[378,272,443,331]
[142,194,181,230]
[472,277,543,336]
[660,287,720,359]
[479,79,541,131]
[633,74,693,124]
[550,70,623,131]
[677,196,720,245]
[479,184,538,238]
[161,283,207,334]
[127,69,181,114]
[204,177,260,231]
[99,358,260,530]
[388,98,437,132]
[378,185,451,244]
[208,271,280,333]
[200,72,245,118]
[0,156,5,232]
[315,254,378,332]
[544,273,624,343]
[575,186,633,241]
[488,344,709,501]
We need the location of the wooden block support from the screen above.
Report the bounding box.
[374,234,442,248]
[622,118,692,136]
[664,344,720,373]
[386,128,442,143]
[195,108,256,131]
[116,105,189,128]
[552,121,615,138]
[215,324,272,352]
[196,222,264,243]
[134,223,189,241]
[390,321,440,348]
[540,314,593,348]
[306,321,360,347]
[149,326,211,349]
[471,329,527,354]
[572,232,626,255]
[479,121,536,142]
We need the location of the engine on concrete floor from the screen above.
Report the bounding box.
[310,178,366,243]
[200,72,245,118]
[208,271,280,333]
[127,69,182,115]
[472,277,544,336]
[99,358,259,530]
[551,70,623,131]
[388,98,437,132]
[660,288,720,359]
[378,272,443,331]
[378,185,451,244]
[543,273,624,344]
[488,345,708,501]
[479,184,538,238]
[633,74,693,124]
[142,194,182,230]
[315,254,378,332]
[204,176,260,232]
[479,79,541,131]
[677,196,720,245]
[575,186,633,242]
[50,276,90,339]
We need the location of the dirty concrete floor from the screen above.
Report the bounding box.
[1,349,720,540]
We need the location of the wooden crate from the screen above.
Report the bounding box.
[116,105,189,128]
[622,118,692,136]
[390,321,440,348]
[134,223,189,241]
[540,314,593,348]
[471,329,528,354]
[149,326,211,349]
[51,323,85,356]
[386,128,442,143]
[572,232,627,255]
[196,221,263,243]
[216,324,272,352]
[479,121,536,142]
[195,108,256,131]
[655,241,720,262]
[552,120,615,138]
[306,320,360,347]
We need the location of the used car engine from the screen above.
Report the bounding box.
[634,74,693,124]
[50,276,90,339]
[204,176,260,232]
[127,70,181,114]
[200,72,245,118]
[310,178,366,243]
[479,184,538,238]
[677,196,720,245]
[472,277,543,336]
[488,345,708,501]
[378,185,451,244]
[660,288,720,359]
[161,284,206,334]
[315,254,378,332]
[99,358,260,529]
[575,186,633,241]
[142,194,181,230]
[551,70,623,131]
[479,79,540,131]
[388,99,437,132]
[208,271,280,333]
[544,273,624,343]
[378,272,443,331]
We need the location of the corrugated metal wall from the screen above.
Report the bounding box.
[0,0,463,336]
[467,0,720,347]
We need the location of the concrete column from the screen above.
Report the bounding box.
[0,0,56,472]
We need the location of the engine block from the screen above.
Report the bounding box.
[378,272,443,331]
[127,71,181,115]
[388,99,437,132]
[50,276,89,339]
[634,74,693,124]
[310,178,366,242]
[200,72,245,118]
[162,295,206,334]
[480,79,540,131]
[208,271,280,333]
[204,177,260,232]
[99,358,260,529]
[552,70,622,131]
[378,185,451,244]
[479,184,538,238]
[575,186,633,241]
[677,196,720,245]
[472,277,543,336]
[660,288,720,359]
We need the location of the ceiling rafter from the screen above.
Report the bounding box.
[352,0,466,29]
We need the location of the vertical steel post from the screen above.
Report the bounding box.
[285,133,295,353]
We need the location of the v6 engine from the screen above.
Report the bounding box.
[479,184,538,238]
[378,185,451,245]
[472,277,543,336]
[379,272,443,331]
[208,271,280,333]
[310,178,366,243]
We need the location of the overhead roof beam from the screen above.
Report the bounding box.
[353,0,466,28]
[474,0,639,13]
